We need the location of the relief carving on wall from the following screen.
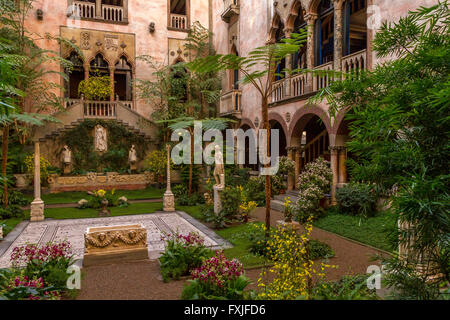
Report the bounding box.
[105,35,119,51]
[80,31,91,50]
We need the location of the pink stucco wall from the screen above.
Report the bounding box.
[28,0,210,119]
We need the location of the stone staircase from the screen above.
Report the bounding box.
[270,190,299,212]
[33,100,157,142]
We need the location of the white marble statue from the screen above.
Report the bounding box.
[62,145,72,164]
[95,125,107,152]
[128,145,137,164]
[213,144,225,188]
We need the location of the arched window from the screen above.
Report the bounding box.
[114,56,133,102]
[230,46,239,90]
[315,0,334,66]
[292,8,307,72]
[65,52,84,99]
[275,20,286,81]
[343,0,367,56]
[90,53,109,75]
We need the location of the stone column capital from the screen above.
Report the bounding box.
[304,13,318,24]
[332,0,345,10]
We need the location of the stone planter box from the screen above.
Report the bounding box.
[83,224,149,267]
[47,172,154,193]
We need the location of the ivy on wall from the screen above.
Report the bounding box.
[59,119,149,173]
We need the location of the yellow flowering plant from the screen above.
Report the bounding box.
[256,217,336,300]
[283,196,294,222]
[24,154,51,183]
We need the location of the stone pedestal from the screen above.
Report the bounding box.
[163,190,175,212]
[63,163,71,175]
[30,199,45,222]
[213,185,224,214]
[83,224,148,266]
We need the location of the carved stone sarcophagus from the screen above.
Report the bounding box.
[83,224,148,266]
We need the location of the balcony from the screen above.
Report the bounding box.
[169,13,188,31]
[71,1,128,24]
[269,49,367,105]
[221,0,240,23]
[219,90,241,117]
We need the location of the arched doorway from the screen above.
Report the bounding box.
[90,53,109,76]
[270,120,287,157]
[114,56,133,103]
[314,0,334,66]
[289,109,332,188]
[238,124,258,171]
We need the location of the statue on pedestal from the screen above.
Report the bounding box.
[128,144,137,171]
[213,145,225,214]
[62,145,72,175]
[213,145,225,188]
[163,144,175,212]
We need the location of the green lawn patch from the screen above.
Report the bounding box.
[178,205,204,220]
[215,223,266,269]
[180,206,266,269]
[23,202,163,220]
[313,211,396,252]
[24,186,164,205]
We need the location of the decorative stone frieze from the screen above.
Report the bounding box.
[83,224,148,266]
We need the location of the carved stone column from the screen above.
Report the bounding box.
[284,27,293,98]
[333,0,345,71]
[84,63,90,80]
[294,147,301,189]
[329,146,339,205]
[163,144,175,212]
[109,66,115,101]
[338,146,347,184]
[123,0,129,23]
[95,0,102,19]
[305,13,318,93]
[30,142,44,222]
[287,147,295,191]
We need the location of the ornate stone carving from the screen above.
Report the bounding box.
[83,224,148,266]
[80,31,91,50]
[105,34,119,51]
[285,112,291,123]
[128,145,137,171]
[95,125,107,152]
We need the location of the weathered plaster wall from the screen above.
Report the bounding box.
[212,0,436,143]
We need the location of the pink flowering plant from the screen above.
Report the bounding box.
[10,240,75,291]
[0,270,61,300]
[181,251,252,300]
[159,231,211,282]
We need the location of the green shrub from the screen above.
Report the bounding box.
[308,240,334,260]
[0,189,27,219]
[202,205,230,229]
[159,232,211,282]
[220,186,242,218]
[336,183,377,217]
[312,275,378,300]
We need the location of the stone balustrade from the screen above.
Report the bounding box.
[73,1,96,19]
[341,49,367,79]
[272,79,286,103]
[312,61,334,92]
[83,101,117,118]
[170,13,187,30]
[219,90,241,116]
[291,72,308,97]
[102,4,124,22]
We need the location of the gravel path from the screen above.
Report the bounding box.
[75,207,390,299]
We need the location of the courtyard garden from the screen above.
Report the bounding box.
[0,0,448,303]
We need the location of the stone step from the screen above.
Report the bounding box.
[270,199,285,212]
[274,193,299,203]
